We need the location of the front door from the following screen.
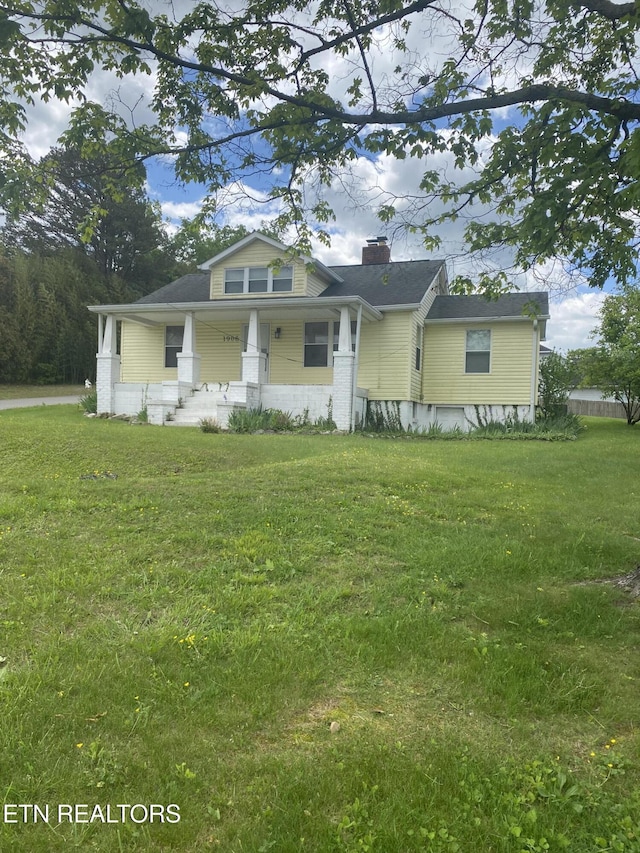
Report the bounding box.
[243,323,270,383]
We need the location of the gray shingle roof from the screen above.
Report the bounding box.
[320,260,445,306]
[135,273,210,304]
[134,260,445,306]
[427,292,549,320]
[132,264,547,321]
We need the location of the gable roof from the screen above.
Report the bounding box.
[133,259,445,308]
[320,260,445,307]
[427,292,549,321]
[196,231,342,283]
[129,258,547,321]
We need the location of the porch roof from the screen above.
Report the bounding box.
[87,294,383,325]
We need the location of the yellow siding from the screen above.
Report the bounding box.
[121,321,175,382]
[409,315,424,401]
[269,320,332,384]
[196,320,243,382]
[357,312,413,400]
[306,268,329,297]
[422,321,534,404]
[209,243,311,299]
[121,320,247,383]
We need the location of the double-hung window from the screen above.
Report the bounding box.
[224,265,293,294]
[304,322,330,366]
[165,325,184,368]
[304,319,356,367]
[465,329,491,373]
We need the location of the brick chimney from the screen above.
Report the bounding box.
[362,237,391,265]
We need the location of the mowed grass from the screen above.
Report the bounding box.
[1,408,639,852]
[0,384,85,399]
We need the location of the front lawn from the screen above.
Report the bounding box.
[0,384,85,399]
[1,410,639,851]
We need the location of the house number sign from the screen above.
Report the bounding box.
[223,335,240,342]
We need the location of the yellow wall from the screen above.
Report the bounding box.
[268,320,332,384]
[409,315,424,401]
[357,312,413,400]
[121,320,246,383]
[196,320,243,381]
[121,322,174,382]
[120,304,537,405]
[306,267,329,297]
[209,242,314,299]
[120,315,415,392]
[422,321,535,404]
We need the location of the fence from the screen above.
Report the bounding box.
[567,399,627,419]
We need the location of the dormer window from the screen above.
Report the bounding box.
[224,265,293,294]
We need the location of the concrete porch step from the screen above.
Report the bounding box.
[167,386,246,427]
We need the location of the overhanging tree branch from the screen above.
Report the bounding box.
[2,0,640,291]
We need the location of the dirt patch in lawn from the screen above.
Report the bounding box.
[583,566,640,600]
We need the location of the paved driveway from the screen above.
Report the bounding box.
[0,396,81,410]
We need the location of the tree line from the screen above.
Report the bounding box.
[538,287,640,426]
[0,146,250,384]
[1,0,640,293]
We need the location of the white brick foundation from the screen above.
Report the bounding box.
[332,351,355,430]
[96,354,121,414]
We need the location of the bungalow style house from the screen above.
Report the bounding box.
[89,232,549,431]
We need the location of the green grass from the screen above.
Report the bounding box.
[0,384,85,399]
[1,410,639,852]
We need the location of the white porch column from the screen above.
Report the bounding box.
[96,314,120,414]
[332,306,355,431]
[351,303,363,429]
[176,312,201,386]
[241,309,266,385]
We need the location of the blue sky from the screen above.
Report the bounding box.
[143,150,608,354]
[12,1,616,353]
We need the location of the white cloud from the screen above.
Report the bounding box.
[545,292,604,352]
[6,2,616,358]
[160,199,205,223]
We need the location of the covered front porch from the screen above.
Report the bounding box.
[89,296,381,430]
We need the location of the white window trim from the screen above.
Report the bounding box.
[303,320,356,367]
[224,265,293,294]
[465,329,491,374]
[414,324,423,372]
[165,325,184,369]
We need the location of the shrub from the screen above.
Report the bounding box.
[313,414,337,430]
[227,406,266,433]
[422,422,465,439]
[227,406,296,433]
[313,397,336,430]
[79,391,97,414]
[267,409,296,431]
[364,400,404,432]
[199,417,221,433]
[538,351,576,418]
[470,410,584,440]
